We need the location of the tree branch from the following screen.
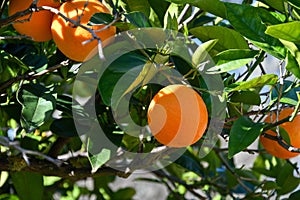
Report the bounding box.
[0,153,127,180]
[0,60,70,93]
[261,132,300,153]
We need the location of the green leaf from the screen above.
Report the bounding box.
[22,54,48,72]
[289,190,300,200]
[88,13,114,25]
[279,39,300,79]
[164,12,178,30]
[0,194,19,200]
[286,51,300,79]
[266,127,291,145]
[252,155,280,178]
[11,172,44,200]
[214,49,259,65]
[111,188,136,200]
[260,0,285,13]
[20,135,40,151]
[165,0,226,19]
[127,0,151,17]
[262,181,280,190]
[114,61,157,108]
[288,0,300,9]
[266,21,300,43]
[89,148,111,173]
[98,52,147,105]
[230,90,261,105]
[225,3,286,59]
[50,118,78,137]
[19,84,56,131]
[174,153,204,176]
[276,163,300,195]
[148,0,170,26]
[278,127,291,145]
[0,172,8,188]
[192,39,218,67]
[124,12,151,27]
[228,117,264,158]
[190,26,249,53]
[208,49,259,73]
[43,176,61,186]
[227,74,278,92]
[271,80,300,106]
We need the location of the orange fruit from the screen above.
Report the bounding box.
[8,0,61,42]
[51,0,116,62]
[147,84,208,148]
[260,108,300,159]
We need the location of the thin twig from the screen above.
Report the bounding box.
[0,152,127,180]
[260,132,300,153]
[0,60,70,92]
[0,35,33,40]
[0,136,63,166]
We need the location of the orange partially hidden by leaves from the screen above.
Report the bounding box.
[260,108,300,159]
[147,84,208,148]
[8,0,61,41]
[51,0,116,62]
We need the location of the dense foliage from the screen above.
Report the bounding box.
[1,0,300,199]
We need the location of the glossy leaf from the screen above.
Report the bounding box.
[208,49,259,73]
[192,39,218,66]
[89,148,111,173]
[288,0,300,9]
[124,12,151,27]
[112,188,136,200]
[286,51,300,79]
[289,190,300,200]
[227,74,278,92]
[98,52,147,106]
[230,90,261,105]
[164,12,178,30]
[190,26,249,52]
[175,153,204,176]
[228,117,264,158]
[22,54,48,72]
[271,81,300,106]
[276,163,300,195]
[89,13,114,25]
[50,118,78,137]
[0,194,19,200]
[262,181,279,190]
[165,0,226,19]
[120,62,157,104]
[11,172,44,200]
[260,0,285,13]
[225,3,286,59]
[127,0,151,17]
[19,84,56,131]
[148,0,170,26]
[265,21,300,43]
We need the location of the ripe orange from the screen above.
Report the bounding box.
[8,0,61,42]
[51,0,116,62]
[260,108,300,159]
[147,84,208,148]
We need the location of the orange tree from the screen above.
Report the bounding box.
[1,0,300,199]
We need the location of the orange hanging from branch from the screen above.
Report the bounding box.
[260,108,300,159]
[8,0,61,41]
[51,0,116,62]
[147,84,209,148]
